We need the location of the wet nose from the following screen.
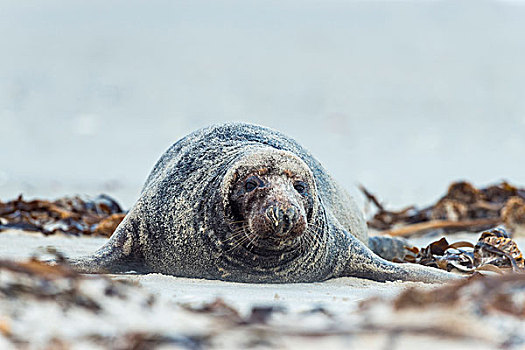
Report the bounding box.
[265,205,297,236]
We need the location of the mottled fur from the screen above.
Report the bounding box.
[69,123,456,283]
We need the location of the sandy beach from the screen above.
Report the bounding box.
[1,228,524,349]
[0,230,423,313]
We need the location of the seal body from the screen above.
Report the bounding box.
[70,123,455,283]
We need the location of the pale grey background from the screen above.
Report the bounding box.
[1,0,524,210]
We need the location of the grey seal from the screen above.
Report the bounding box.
[69,123,456,283]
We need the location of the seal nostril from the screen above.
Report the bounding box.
[264,205,300,236]
[280,207,297,234]
[276,207,284,221]
[265,206,283,228]
[285,207,296,222]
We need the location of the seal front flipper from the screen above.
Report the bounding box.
[337,233,460,283]
[67,215,147,274]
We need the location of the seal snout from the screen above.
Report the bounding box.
[265,204,298,236]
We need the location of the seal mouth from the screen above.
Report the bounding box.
[225,220,309,254]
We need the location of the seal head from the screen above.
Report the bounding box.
[223,149,316,252]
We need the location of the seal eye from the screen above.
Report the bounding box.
[245,177,259,192]
[294,181,307,195]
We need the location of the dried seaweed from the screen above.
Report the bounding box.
[182,298,285,326]
[362,181,525,237]
[244,306,285,325]
[474,228,525,271]
[87,332,209,350]
[353,272,525,348]
[1,252,523,349]
[0,257,104,313]
[0,258,78,280]
[403,227,525,272]
[392,272,525,318]
[0,194,126,237]
[182,298,243,324]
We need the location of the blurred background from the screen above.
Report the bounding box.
[1,0,524,210]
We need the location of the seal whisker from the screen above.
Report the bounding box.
[226,220,247,226]
[223,232,246,244]
[224,226,248,237]
[228,232,250,252]
[243,227,260,251]
[224,225,250,244]
[226,223,247,233]
[227,226,245,234]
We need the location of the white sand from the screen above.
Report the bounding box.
[0,229,426,314]
[1,229,523,349]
